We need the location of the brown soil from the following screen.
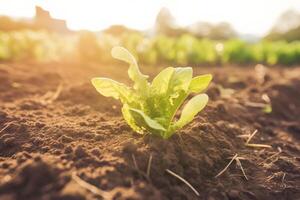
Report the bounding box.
[0,62,299,200]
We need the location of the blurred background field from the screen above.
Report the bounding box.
[0,1,300,66]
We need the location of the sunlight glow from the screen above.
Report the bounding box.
[0,0,300,35]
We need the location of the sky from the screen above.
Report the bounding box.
[0,0,300,36]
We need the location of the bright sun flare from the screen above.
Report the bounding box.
[0,0,300,35]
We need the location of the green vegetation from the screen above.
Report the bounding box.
[0,30,75,61]
[131,35,300,66]
[0,30,300,65]
[91,47,212,138]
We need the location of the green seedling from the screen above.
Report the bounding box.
[91,47,212,139]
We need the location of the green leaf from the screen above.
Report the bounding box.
[166,67,193,110]
[111,46,148,91]
[161,67,193,120]
[170,67,193,92]
[91,78,131,101]
[151,67,174,94]
[122,104,143,133]
[189,74,212,93]
[111,46,137,66]
[129,108,166,132]
[174,94,209,129]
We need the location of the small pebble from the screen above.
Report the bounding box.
[60,135,73,143]
[74,145,88,158]
[64,146,73,154]
[90,148,101,156]
[122,141,137,153]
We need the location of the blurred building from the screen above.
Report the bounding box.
[34,6,69,33]
[0,6,70,33]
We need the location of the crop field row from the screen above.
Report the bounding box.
[1,30,300,65]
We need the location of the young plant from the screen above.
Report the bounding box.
[91,47,212,139]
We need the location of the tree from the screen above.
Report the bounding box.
[265,10,300,41]
[155,7,176,35]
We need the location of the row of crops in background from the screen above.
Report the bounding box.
[0,30,300,65]
[122,34,300,65]
[0,30,78,62]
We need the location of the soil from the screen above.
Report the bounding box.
[0,61,299,200]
